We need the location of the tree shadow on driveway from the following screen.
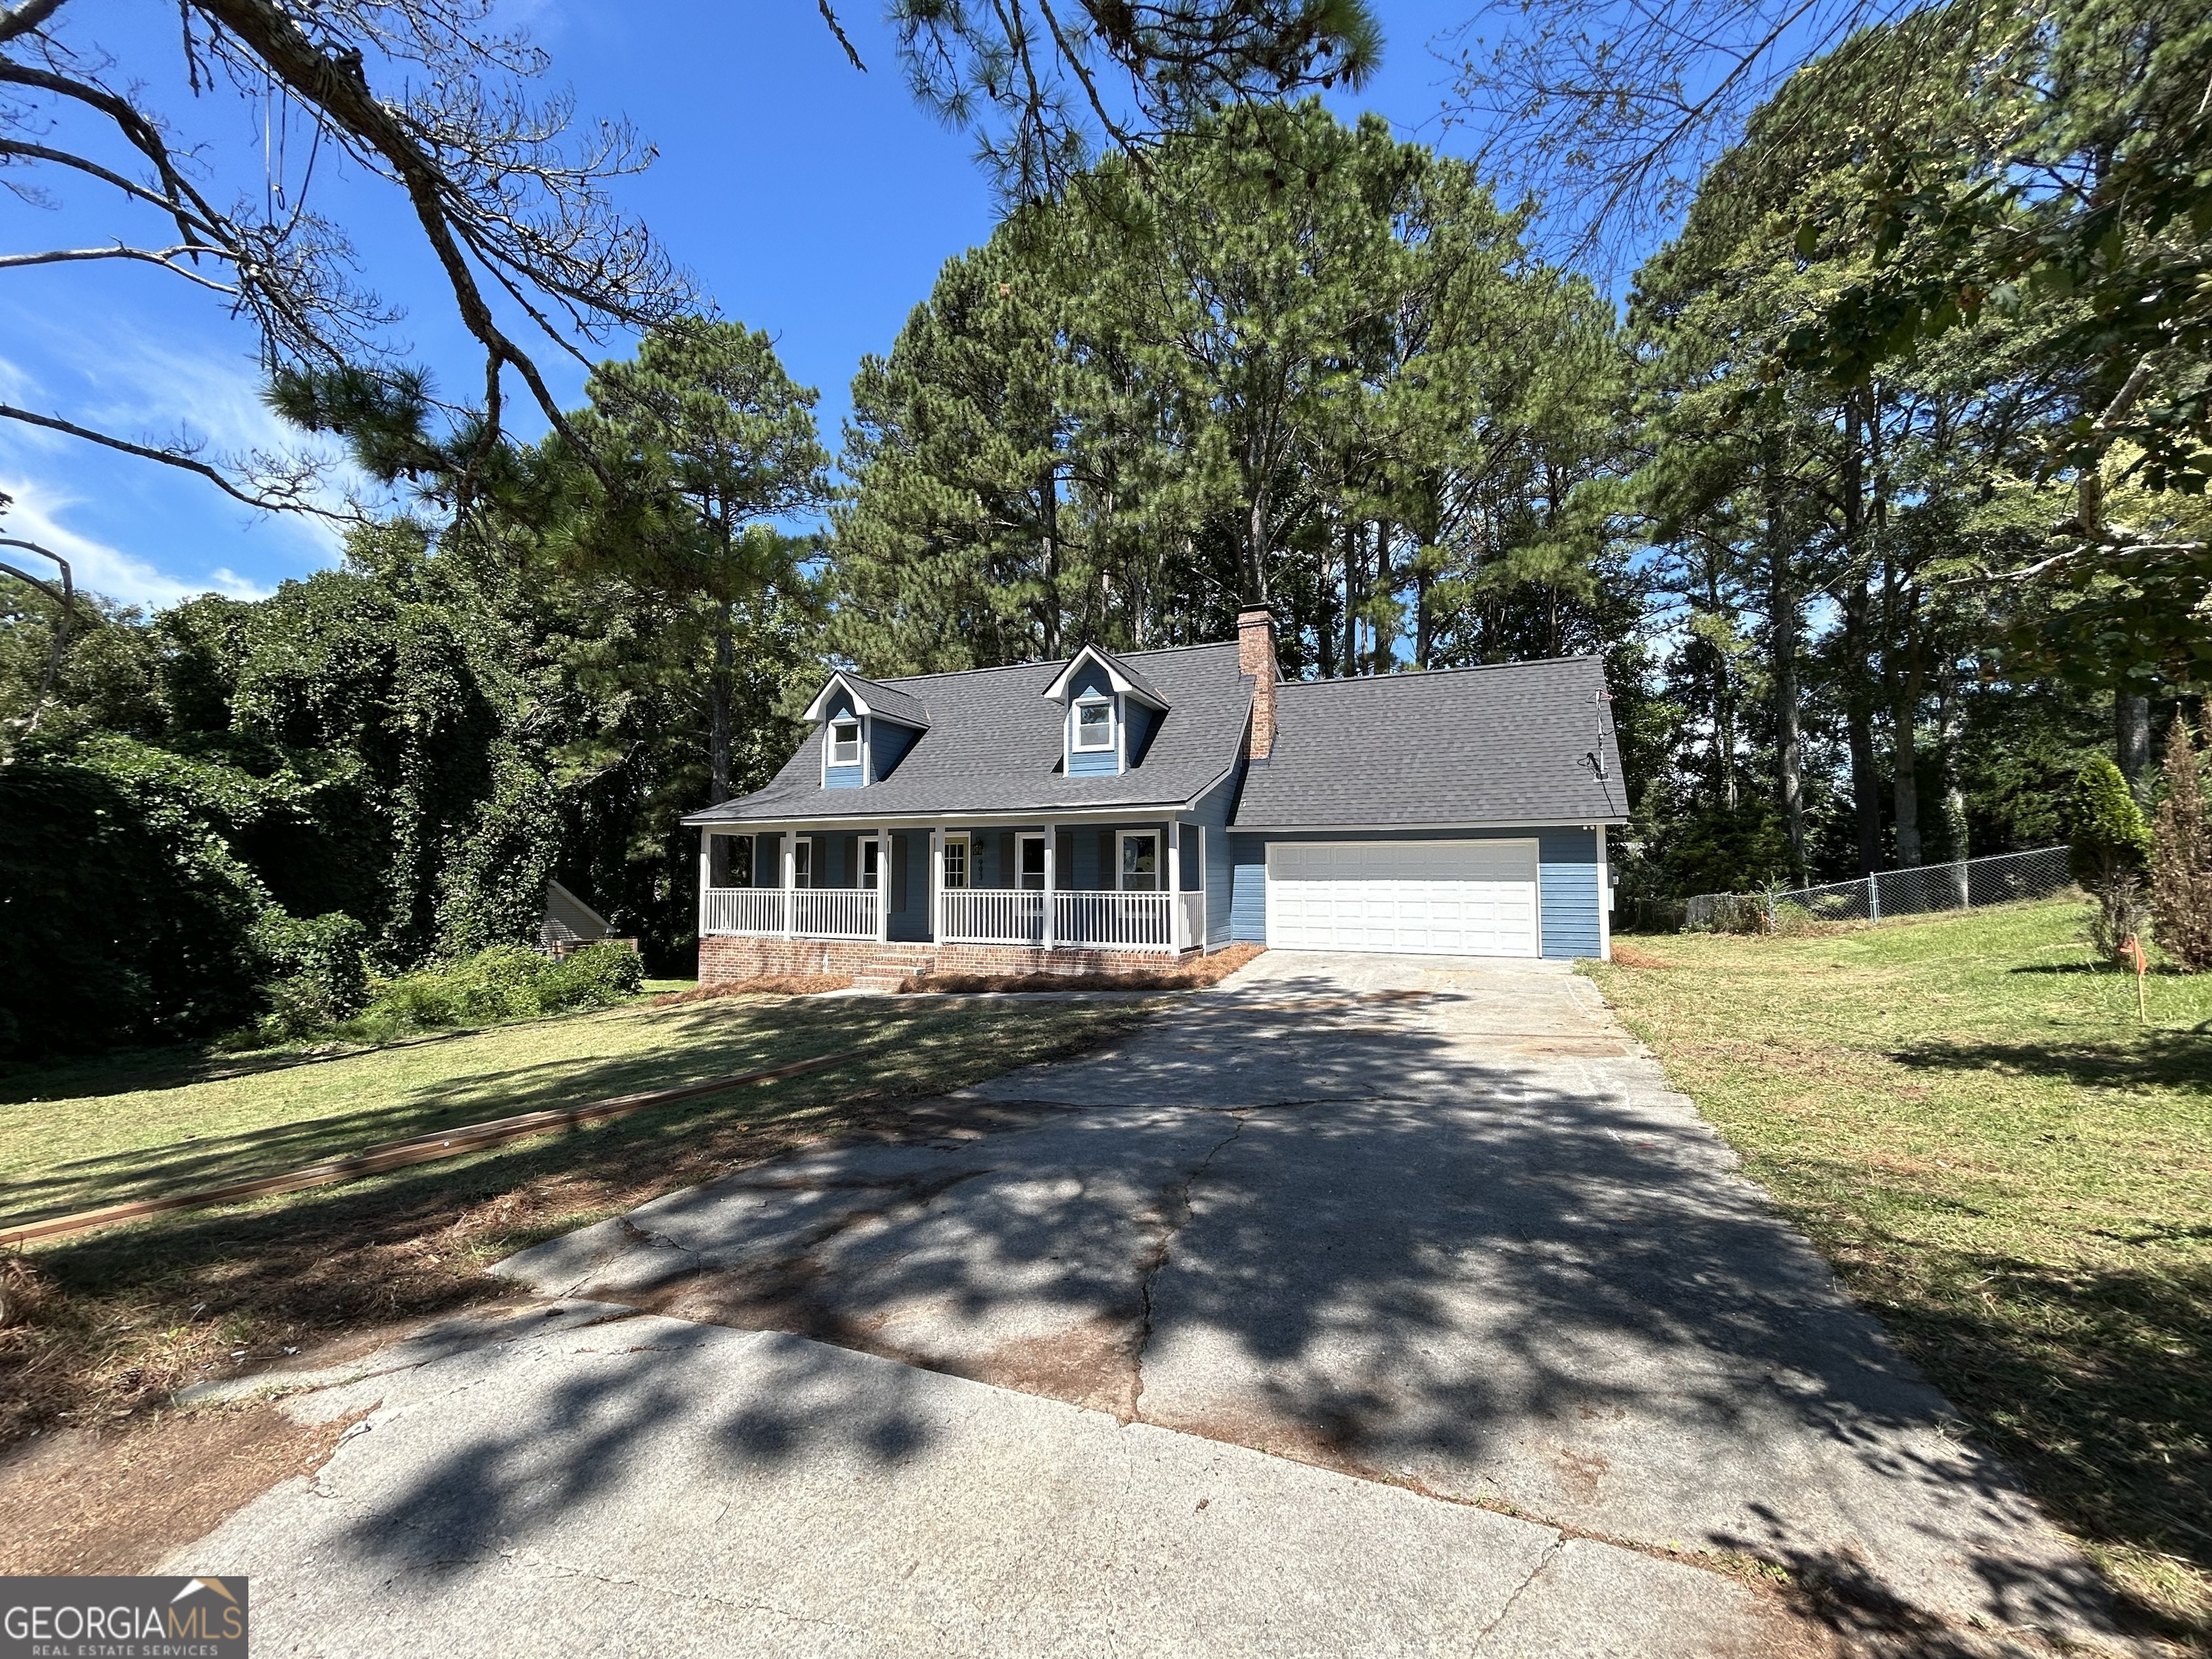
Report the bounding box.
[373,977,2119,1647]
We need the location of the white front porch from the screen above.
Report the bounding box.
[698,819,1208,955]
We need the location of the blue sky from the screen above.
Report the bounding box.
[1,0,1479,609]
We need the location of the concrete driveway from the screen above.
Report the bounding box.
[174,953,2118,1655]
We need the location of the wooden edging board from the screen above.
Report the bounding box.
[0,1049,858,1249]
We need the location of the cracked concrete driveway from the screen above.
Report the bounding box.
[171,953,2122,1656]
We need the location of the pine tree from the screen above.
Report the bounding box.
[2150,713,2212,971]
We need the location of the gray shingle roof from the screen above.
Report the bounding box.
[685,640,1250,824]
[1229,656,1628,829]
[836,672,931,729]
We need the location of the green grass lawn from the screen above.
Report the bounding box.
[1593,900,2212,1642]
[0,987,1156,1444]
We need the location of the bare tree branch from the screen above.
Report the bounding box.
[0,403,350,517]
[0,242,238,293]
[0,0,67,46]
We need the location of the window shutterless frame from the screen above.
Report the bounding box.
[941,833,969,890]
[792,839,813,889]
[1071,696,1115,751]
[1118,830,1159,891]
[829,719,862,767]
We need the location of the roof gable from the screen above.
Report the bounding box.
[1040,644,1169,710]
[801,670,932,730]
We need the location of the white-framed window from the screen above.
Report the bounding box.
[830,718,862,767]
[942,833,969,890]
[1073,696,1115,752]
[1119,830,1159,891]
[863,837,881,887]
[792,838,813,889]
[1017,832,1047,891]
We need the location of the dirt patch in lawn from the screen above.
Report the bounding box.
[0,1402,361,1575]
[897,943,1264,994]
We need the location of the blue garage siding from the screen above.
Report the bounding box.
[1226,826,1607,958]
[1536,827,1603,958]
[1229,832,1269,943]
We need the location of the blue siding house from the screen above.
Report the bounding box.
[685,611,1627,981]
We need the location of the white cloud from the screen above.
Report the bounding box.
[0,477,271,608]
[1,304,377,558]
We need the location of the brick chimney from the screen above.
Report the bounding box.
[1237,606,1278,760]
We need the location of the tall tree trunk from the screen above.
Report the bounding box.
[1316,516,1339,679]
[1887,572,1923,866]
[1414,544,1433,670]
[1703,566,1737,811]
[1937,659,1969,863]
[1038,464,1062,657]
[1763,435,1805,877]
[1372,520,1395,674]
[1840,390,1882,873]
[1244,490,1270,608]
[709,603,735,804]
[2116,692,2152,784]
[1341,519,1362,677]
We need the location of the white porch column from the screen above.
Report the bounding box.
[781,831,797,939]
[1042,823,1058,950]
[930,826,944,943]
[875,829,890,943]
[1166,821,1184,950]
[697,830,713,938]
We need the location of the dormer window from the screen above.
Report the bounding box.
[830,719,861,767]
[1073,697,1115,752]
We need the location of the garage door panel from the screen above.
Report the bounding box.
[1268,840,1539,957]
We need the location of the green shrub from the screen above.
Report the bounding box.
[251,910,371,1040]
[534,940,644,1012]
[2150,713,2212,971]
[323,940,643,1044]
[0,739,274,1053]
[2067,755,2152,891]
[2069,755,2155,964]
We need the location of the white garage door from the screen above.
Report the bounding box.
[1267,840,1540,956]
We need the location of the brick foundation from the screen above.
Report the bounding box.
[698,934,1203,991]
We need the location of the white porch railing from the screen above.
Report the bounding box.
[701,887,876,940]
[793,890,878,940]
[704,880,1204,953]
[1177,889,1205,950]
[703,888,785,936]
[1054,891,1175,951]
[939,889,1046,945]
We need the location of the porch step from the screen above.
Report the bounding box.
[850,945,938,991]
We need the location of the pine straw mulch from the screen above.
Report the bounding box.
[650,975,854,1004]
[895,943,1265,995]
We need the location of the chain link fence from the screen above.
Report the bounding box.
[1771,845,2073,925]
[1668,846,2075,933]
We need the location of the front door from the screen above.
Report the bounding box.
[1119,831,1159,891]
[1017,833,1047,891]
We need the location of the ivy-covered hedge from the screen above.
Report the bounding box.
[0,739,275,1053]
